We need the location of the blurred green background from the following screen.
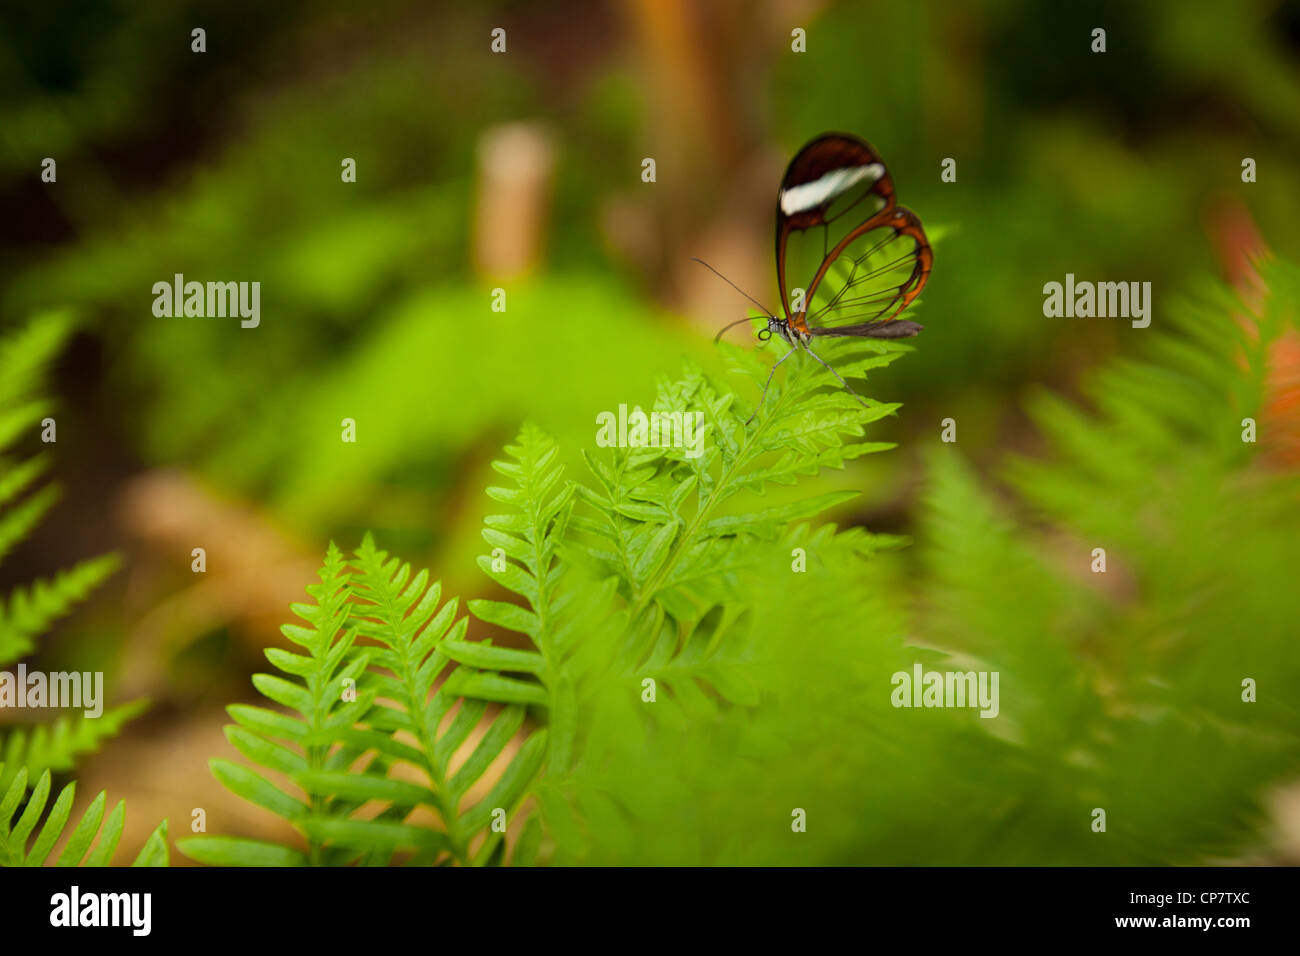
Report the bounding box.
[2,0,1299,860]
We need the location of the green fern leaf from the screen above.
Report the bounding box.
[0,766,168,867]
[0,554,123,667]
[350,534,547,864]
[180,542,378,867]
[0,699,148,792]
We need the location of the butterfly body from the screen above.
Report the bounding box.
[757,314,810,347]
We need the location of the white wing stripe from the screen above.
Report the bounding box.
[779,163,884,215]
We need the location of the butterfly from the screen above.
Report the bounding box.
[701,132,932,420]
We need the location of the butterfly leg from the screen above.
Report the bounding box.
[746,346,799,425]
[799,341,873,410]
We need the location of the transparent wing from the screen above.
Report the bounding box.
[775,134,895,323]
[803,205,932,334]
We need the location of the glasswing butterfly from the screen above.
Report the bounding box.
[701,132,932,420]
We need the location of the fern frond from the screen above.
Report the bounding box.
[0,554,122,666]
[0,315,150,857]
[349,534,548,864]
[920,447,1091,738]
[0,766,168,867]
[531,351,910,860]
[0,400,52,457]
[179,542,378,867]
[632,604,759,723]
[474,422,573,656]
[467,424,576,767]
[1010,264,1298,526]
[0,485,59,570]
[557,354,903,740]
[0,700,148,793]
[573,355,903,631]
[0,454,49,512]
[186,536,550,867]
[0,311,72,431]
[0,313,68,461]
[909,261,1300,863]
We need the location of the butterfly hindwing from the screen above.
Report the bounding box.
[804,205,931,337]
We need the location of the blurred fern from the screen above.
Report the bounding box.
[0,315,120,670]
[0,313,163,864]
[1,700,147,794]
[915,259,1300,863]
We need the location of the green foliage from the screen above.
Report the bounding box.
[914,259,1300,863]
[9,0,1300,693]
[176,544,354,866]
[348,533,546,864]
[0,316,163,865]
[0,700,148,794]
[179,537,547,867]
[185,262,1300,864]
[6,2,1300,868]
[0,555,121,666]
[0,765,167,867]
[0,314,66,579]
[0,315,154,830]
[0,314,123,665]
[184,335,907,864]
[571,342,906,618]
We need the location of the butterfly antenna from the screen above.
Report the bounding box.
[745,346,798,425]
[713,314,764,343]
[799,342,873,410]
[690,257,777,321]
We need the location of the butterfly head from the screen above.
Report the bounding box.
[759,315,808,347]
